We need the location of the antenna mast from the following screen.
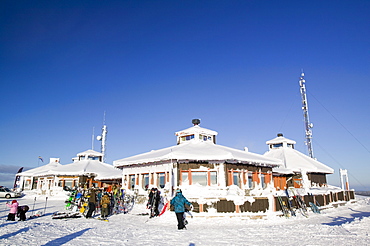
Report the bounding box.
[97,112,108,162]
[299,72,314,159]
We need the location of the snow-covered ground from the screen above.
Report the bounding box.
[1,193,369,246]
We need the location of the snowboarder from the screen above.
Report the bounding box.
[101,193,110,219]
[147,187,161,218]
[17,205,29,221]
[6,200,19,221]
[170,189,192,230]
[85,188,97,218]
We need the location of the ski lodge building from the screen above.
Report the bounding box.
[16,150,121,195]
[113,120,354,214]
[264,133,335,190]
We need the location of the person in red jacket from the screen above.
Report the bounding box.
[6,200,19,221]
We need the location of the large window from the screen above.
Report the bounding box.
[142,174,149,190]
[260,173,266,189]
[248,172,254,189]
[64,180,73,190]
[157,173,165,188]
[129,174,135,190]
[210,171,217,185]
[233,172,241,186]
[181,171,189,185]
[192,172,207,186]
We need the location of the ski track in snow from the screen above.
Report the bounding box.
[0,195,370,246]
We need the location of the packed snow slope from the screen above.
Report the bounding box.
[1,193,369,246]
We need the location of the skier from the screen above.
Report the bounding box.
[6,200,19,221]
[170,189,192,230]
[17,205,29,221]
[85,188,97,218]
[100,193,110,219]
[96,189,102,213]
[147,187,161,218]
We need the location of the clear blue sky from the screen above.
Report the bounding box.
[1,0,369,190]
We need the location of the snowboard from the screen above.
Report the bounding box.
[159,201,169,216]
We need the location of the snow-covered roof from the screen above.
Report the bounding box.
[114,141,282,167]
[266,135,296,145]
[34,160,122,180]
[264,147,334,174]
[272,167,294,175]
[175,125,218,137]
[17,158,62,176]
[76,149,104,157]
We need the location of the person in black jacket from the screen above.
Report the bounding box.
[86,188,97,218]
[17,205,29,221]
[147,188,161,218]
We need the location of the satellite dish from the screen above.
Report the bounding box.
[96,135,102,141]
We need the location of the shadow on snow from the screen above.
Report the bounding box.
[0,227,30,240]
[0,221,17,228]
[322,209,370,226]
[41,228,92,246]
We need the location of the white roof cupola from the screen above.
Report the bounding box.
[175,119,218,145]
[266,133,296,149]
[72,149,104,162]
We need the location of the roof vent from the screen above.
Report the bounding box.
[192,119,201,126]
[277,133,283,137]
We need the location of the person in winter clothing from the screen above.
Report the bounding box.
[17,205,29,221]
[100,194,110,219]
[96,189,102,212]
[147,188,161,218]
[170,189,192,230]
[85,188,97,218]
[6,200,19,221]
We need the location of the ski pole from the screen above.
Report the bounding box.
[43,197,48,215]
[31,197,36,216]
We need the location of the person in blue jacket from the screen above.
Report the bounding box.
[170,188,192,230]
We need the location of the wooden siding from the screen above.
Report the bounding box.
[307,173,328,185]
[240,198,269,213]
[216,200,235,213]
[275,190,356,211]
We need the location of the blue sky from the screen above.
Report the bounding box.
[1,0,369,190]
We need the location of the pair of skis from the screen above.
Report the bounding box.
[288,188,308,217]
[278,188,309,218]
[277,195,291,218]
[29,197,48,219]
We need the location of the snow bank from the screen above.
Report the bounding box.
[1,194,369,245]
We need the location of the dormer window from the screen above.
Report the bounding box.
[272,143,283,148]
[181,135,195,141]
[266,133,296,150]
[176,119,218,145]
[200,134,212,141]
